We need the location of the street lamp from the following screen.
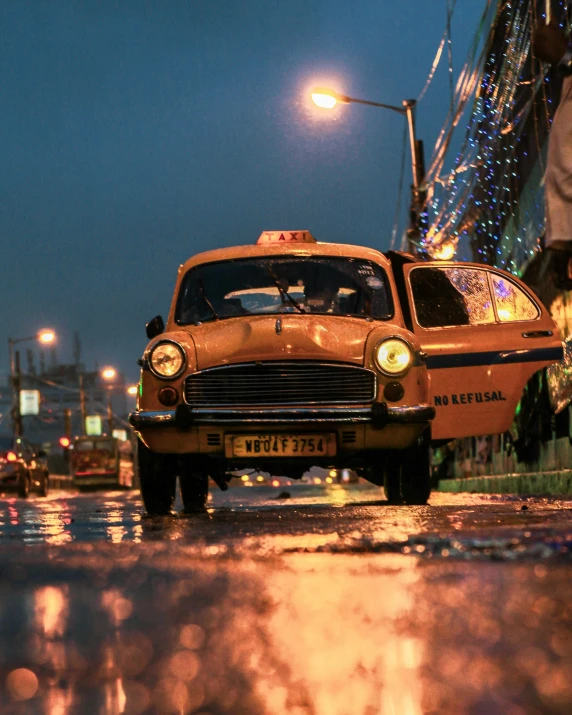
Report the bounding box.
[8,329,57,436]
[126,385,138,396]
[101,367,117,435]
[311,87,427,255]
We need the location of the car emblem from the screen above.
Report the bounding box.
[275,318,282,335]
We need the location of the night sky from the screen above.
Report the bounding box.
[0,1,486,382]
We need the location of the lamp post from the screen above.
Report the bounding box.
[311,88,427,255]
[8,329,56,436]
[101,367,117,436]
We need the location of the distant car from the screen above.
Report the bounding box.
[70,436,135,491]
[0,435,49,498]
[129,229,563,514]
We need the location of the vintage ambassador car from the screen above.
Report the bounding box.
[129,230,563,514]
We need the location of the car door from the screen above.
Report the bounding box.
[402,262,563,440]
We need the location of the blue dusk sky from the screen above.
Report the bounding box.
[0,0,487,381]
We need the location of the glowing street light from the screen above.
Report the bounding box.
[126,385,138,396]
[310,86,426,255]
[37,329,56,345]
[8,328,58,435]
[100,367,118,434]
[311,88,349,109]
[101,367,117,382]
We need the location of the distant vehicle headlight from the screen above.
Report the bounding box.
[374,338,413,375]
[149,341,185,379]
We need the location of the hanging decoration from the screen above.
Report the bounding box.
[420,0,570,273]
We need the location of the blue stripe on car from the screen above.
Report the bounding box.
[425,346,563,370]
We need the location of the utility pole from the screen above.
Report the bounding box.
[64,408,72,441]
[78,373,87,435]
[13,350,22,437]
[107,390,113,436]
[403,99,427,255]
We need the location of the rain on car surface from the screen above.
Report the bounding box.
[129,230,563,514]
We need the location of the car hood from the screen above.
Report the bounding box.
[187,315,378,370]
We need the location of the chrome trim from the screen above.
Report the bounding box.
[184,360,372,375]
[129,410,177,426]
[183,361,378,406]
[147,340,186,380]
[129,403,434,427]
[386,404,435,423]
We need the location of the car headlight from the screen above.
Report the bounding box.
[374,338,413,375]
[149,341,185,378]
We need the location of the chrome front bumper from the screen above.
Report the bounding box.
[129,403,435,428]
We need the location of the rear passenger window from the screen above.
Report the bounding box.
[410,267,494,328]
[492,275,539,322]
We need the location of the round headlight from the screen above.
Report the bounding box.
[375,338,413,375]
[149,341,185,378]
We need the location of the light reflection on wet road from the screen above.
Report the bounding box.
[0,484,570,714]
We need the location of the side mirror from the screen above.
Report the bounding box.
[146,315,165,340]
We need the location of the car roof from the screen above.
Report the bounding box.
[178,241,394,274]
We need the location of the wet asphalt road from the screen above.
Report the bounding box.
[0,483,571,714]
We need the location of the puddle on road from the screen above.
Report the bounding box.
[0,487,571,564]
[0,549,570,714]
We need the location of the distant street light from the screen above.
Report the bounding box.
[37,330,56,345]
[127,385,138,396]
[311,87,427,255]
[101,367,117,381]
[8,329,57,436]
[101,367,118,435]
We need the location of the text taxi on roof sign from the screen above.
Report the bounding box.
[129,229,563,514]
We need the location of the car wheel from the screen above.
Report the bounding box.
[179,456,209,513]
[389,430,432,506]
[383,463,403,504]
[18,472,30,499]
[39,472,49,497]
[137,438,177,515]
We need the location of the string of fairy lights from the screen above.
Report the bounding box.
[421,0,570,273]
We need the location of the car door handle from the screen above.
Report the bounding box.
[521,330,553,338]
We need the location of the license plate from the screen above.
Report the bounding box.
[229,433,336,458]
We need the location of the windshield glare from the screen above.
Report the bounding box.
[176,256,393,324]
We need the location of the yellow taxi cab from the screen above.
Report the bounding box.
[129,230,563,514]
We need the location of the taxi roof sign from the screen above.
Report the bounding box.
[256,230,316,245]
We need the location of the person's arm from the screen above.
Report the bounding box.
[533,22,570,71]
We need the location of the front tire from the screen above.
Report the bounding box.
[137,438,177,515]
[39,472,49,497]
[387,429,431,505]
[383,465,403,504]
[18,472,30,499]
[179,456,209,513]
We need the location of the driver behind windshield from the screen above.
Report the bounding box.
[302,281,340,313]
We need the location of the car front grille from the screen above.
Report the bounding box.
[184,362,376,407]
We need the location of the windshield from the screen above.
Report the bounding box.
[176,256,393,324]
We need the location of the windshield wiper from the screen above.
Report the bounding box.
[267,266,306,313]
[197,279,220,321]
